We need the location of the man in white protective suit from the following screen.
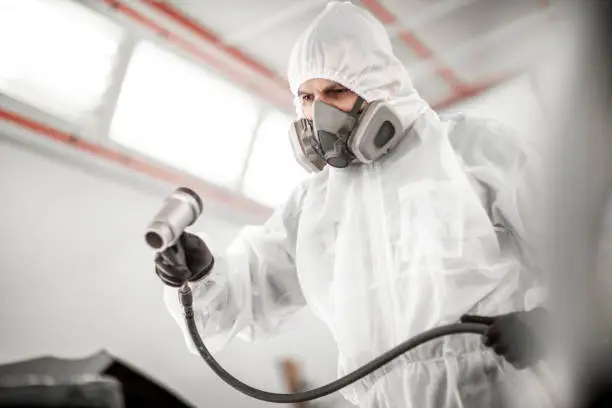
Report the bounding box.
[155,2,555,407]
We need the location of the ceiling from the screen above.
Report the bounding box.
[143,0,557,110]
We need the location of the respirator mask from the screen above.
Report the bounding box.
[289,96,405,172]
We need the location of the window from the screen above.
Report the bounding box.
[109,41,259,188]
[241,110,309,207]
[0,0,123,124]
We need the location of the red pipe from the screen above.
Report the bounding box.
[396,31,433,59]
[0,108,272,219]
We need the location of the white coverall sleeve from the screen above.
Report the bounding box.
[451,115,547,308]
[163,180,310,355]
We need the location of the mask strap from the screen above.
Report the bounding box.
[349,96,365,117]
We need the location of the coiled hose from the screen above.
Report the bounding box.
[179,284,488,404]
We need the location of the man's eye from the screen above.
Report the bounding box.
[300,94,314,103]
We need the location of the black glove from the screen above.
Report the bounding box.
[460,307,548,370]
[154,232,214,287]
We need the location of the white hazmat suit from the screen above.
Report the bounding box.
[165,2,553,407]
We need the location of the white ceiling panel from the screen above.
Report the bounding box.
[415,0,542,54]
[444,13,556,81]
[450,28,552,83]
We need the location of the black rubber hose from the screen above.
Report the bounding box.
[179,285,488,404]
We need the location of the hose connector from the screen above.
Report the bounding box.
[179,283,194,317]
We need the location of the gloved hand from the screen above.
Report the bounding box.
[154,232,214,287]
[460,307,548,370]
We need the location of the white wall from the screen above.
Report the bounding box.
[0,122,341,408]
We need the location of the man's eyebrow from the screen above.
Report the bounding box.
[322,83,347,92]
[298,83,347,96]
